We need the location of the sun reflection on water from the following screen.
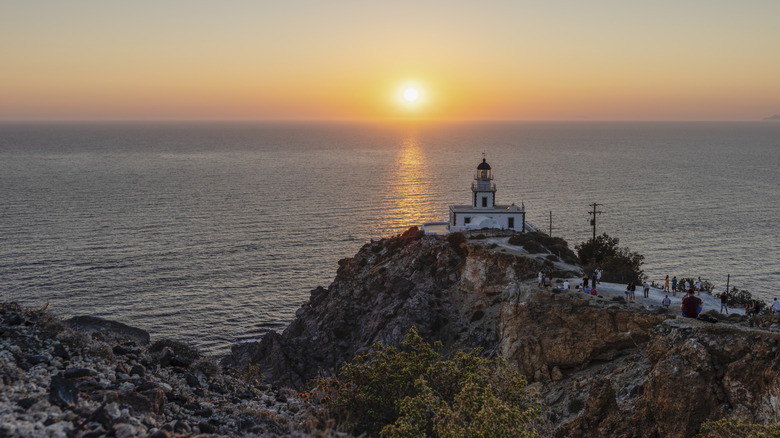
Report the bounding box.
[379,133,439,234]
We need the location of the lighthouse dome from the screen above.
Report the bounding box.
[477,158,491,170]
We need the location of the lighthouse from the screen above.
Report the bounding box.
[447,157,526,232]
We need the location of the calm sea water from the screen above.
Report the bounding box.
[1,121,778,354]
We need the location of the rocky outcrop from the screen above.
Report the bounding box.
[224,228,576,388]
[226,229,780,437]
[0,302,314,437]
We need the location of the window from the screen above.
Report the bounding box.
[508,217,515,229]
[464,217,471,224]
[482,197,487,207]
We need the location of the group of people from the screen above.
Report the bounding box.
[663,275,705,297]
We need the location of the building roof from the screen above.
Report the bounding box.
[477,158,491,170]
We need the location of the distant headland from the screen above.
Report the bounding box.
[763,114,780,120]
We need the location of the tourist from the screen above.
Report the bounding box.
[671,276,678,296]
[643,281,650,298]
[538,271,544,287]
[664,275,670,292]
[662,295,671,308]
[681,289,703,318]
[720,294,729,314]
[596,267,602,284]
[582,275,589,289]
[592,271,598,291]
[584,286,590,295]
[624,285,630,301]
[771,298,780,314]
[629,282,636,302]
[696,277,702,295]
[746,300,760,318]
[684,280,691,292]
[562,280,570,290]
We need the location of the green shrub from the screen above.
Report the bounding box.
[698,417,780,437]
[576,233,645,284]
[311,327,542,437]
[719,287,767,310]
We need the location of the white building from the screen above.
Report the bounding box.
[447,158,527,232]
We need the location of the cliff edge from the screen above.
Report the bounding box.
[226,228,780,437]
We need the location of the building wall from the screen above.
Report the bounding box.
[449,210,525,232]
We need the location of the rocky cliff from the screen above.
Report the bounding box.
[227,228,780,437]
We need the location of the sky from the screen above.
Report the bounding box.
[1,1,779,121]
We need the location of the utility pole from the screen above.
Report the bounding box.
[588,203,603,241]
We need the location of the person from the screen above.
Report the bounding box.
[592,271,598,290]
[662,295,671,308]
[643,281,650,298]
[664,275,670,292]
[696,277,702,295]
[582,275,589,289]
[596,267,602,284]
[671,276,678,296]
[746,300,760,318]
[771,298,780,314]
[720,293,729,314]
[681,289,703,318]
[538,271,544,287]
[562,280,570,290]
[684,280,691,292]
[629,282,636,302]
[584,286,590,295]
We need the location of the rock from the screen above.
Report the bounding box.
[129,364,146,377]
[114,423,136,438]
[49,374,78,408]
[66,316,150,345]
[64,368,92,379]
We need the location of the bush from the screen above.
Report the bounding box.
[576,233,645,284]
[698,417,780,437]
[309,327,542,437]
[508,232,578,263]
[719,287,767,310]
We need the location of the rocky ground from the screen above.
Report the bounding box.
[0,302,333,438]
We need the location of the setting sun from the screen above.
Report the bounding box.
[403,88,419,102]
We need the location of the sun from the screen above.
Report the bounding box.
[403,87,419,102]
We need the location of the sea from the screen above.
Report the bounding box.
[1,121,778,355]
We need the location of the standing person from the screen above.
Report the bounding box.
[671,277,678,296]
[592,271,598,291]
[596,267,602,284]
[662,295,671,308]
[643,281,650,298]
[538,271,544,287]
[629,282,636,302]
[664,275,670,292]
[684,280,691,292]
[696,277,703,295]
[582,274,589,289]
[720,293,729,314]
[681,289,703,318]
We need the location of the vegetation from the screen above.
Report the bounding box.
[305,327,543,437]
[576,233,645,284]
[508,231,578,265]
[698,417,780,437]
[718,287,767,310]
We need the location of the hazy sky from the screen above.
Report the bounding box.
[2,1,779,121]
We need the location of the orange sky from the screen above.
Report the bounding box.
[1,1,779,121]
